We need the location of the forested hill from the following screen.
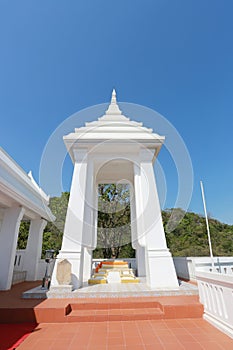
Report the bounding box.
[17,193,233,258]
[162,209,233,257]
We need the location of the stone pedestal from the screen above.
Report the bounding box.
[51,252,82,289]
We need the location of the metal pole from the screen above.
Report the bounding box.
[200,181,215,271]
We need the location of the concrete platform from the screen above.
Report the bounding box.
[23,278,198,299]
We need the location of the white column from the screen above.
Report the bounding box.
[82,247,93,283]
[130,187,146,277]
[139,159,168,250]
[135,149,179,289]
[130,185,138,250]
[23,219,47,281]
[0,206,25,290]
[92,184,98,249]
[136,245,146,277]
[61,149,88,252]
[83,158,96,249]
[133,163,146,248]
[51,149,88,290]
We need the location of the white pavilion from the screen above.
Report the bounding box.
[51,90,179,291]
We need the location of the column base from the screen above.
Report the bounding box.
[50,251,82,290]
[146,249,179,290]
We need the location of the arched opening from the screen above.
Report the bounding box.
[93,183,135,260]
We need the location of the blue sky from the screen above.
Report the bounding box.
[0,1,233,224]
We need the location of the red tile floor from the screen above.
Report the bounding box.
[1,282,233,350]
[15,319,233,350]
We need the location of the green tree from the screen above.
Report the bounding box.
[95,183,134,259]
[17,221,30,249]
[41,192,69,258]
[163,209,233,257]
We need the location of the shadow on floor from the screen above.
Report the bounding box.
[0,281,45,323]
[0,323,37,350]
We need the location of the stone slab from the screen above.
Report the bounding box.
[56,259,72,285]
[22,286,47,299]
[107,271,121,283]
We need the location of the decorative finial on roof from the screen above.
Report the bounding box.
[105,88,122,115]
[111,89,117,104]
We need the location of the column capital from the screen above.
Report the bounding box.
[4,206,25,223]
[139,148,154,162]
[73,148,88,163]
[30,217,47,228]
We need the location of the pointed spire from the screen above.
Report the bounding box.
[98,89,130,121]
[111,89,117,104]
[105,88,122,115]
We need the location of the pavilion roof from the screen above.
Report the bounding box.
[64,90,165,150]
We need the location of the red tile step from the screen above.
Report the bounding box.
[66,306,164,322]
[69,299,162,310]
[65,298,203,322]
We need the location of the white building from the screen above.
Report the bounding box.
[0,147,55,290]
[51,90,179,291]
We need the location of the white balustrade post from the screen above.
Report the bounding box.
[0,207,25,290]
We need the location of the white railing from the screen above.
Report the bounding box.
[173,257,233,281]
[13,250,26,284]
[14,250,25,271]
[173,257,196,281]
[196,270,233,339]
[13,250,55,281]
[12,271,27,285]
